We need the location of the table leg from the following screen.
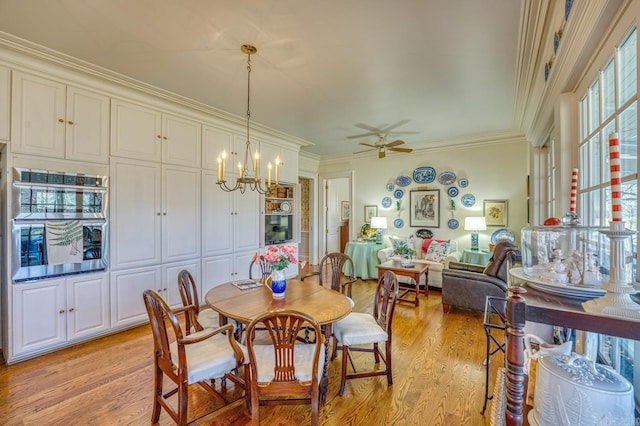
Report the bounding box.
[320,324,332,402]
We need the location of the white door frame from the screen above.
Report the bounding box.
[318,170,354,259]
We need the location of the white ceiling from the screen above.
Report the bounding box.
[0,0,525,157]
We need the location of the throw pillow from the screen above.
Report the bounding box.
[425,240,451,263]
[389,236,409,252]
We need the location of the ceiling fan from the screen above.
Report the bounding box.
[353,133,413,159]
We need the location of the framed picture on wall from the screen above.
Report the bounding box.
[364,205,377,223]
[484,200,508,226]
[410,189,440,227]
[340,201,351,221]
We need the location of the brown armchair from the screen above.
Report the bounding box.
[441,240,518,313]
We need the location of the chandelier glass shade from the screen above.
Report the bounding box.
[217,44,279,194]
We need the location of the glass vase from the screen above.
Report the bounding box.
[270,268,286,298]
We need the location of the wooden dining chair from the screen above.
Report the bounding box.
[142,289,248,425]
[177,269,220,333]
[331,270,399,396]
[301,252,356,299]
[245,310,324,426]
[249,254,273,279]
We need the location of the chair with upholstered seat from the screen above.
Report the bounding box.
[331,270,399,396]
[177,269,220,333]
[301,252,356,301]
[245,310,324,426]
[142,289,247,425]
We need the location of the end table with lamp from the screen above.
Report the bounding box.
[464,216,487,251]
[370,216,388,244]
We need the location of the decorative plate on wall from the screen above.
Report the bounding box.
[415,228,434,239]
[394,218,404,228]
[413,166,436,184]
[491,228,515,244]
[447,186,459,197]
[386,182,394,191]
[458,178,469,188]
[438,171,457,185]
[280,201,291,213]
[461,193,476,207]
[381,197,393,208]
[393,189,404,199]
[448,218,459,229]
[396,175,412,187]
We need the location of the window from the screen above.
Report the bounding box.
[578,26,639,406]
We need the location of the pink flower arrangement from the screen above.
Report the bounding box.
[255,244,306,271]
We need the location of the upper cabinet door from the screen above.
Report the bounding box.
[110,99,162,162]
[11,71,66,158]
[0,66,10,142]
[202,125,234,170]
[162,114,201,166]
[65,86,110,164]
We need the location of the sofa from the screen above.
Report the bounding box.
[441,239,518,313]
[377,234,461,288]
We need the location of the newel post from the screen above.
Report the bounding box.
[505,286,527,426]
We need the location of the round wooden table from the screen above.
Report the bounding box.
[205,278,353,400]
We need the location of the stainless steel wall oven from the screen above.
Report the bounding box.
[12,168,108,282]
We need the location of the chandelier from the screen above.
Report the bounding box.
[217,44,280,194]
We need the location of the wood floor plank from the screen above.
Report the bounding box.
[0,273,498,425]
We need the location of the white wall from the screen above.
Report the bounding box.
[319,138,529,251]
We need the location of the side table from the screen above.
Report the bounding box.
[461,249,492,266]
[343,241,382,280]
[377,260,429,306]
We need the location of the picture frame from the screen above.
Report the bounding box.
[410,189,440,228]
[340,201,350,221]
[364,205,377,223]
[484,200,508,227]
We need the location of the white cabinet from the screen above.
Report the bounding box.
[110,266,161,328]
[163,260,201,309]
[259,142,299,184]
[202,170,259,258]
[111,99,201,166]
[0,66,10,141]
[12,273,109,358]
[110,158,201,270]
[201,251,255,295]
[11,71,109,163]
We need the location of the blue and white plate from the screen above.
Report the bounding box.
[394,189,404,199]
[448,218,459,229]
[491,228,515,244]
[461,193,476,207]
[447,186,459,197]
[381,197,393,208]
[386,182,394,191]
[458,178,469,188]
[394,218,404,228]
[438,171,457,185]
[413,166,436,184]
[396,175,412,187]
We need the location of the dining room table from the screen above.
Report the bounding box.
[205,277,353,400]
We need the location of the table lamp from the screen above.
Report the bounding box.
[464,217,486,251]
[370,216,388,244]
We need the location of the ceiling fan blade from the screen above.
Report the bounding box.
[379,119,410,133]
[389,147,413,153]
[347,132,380,139]
[354,122,385,132]
[378,150,386,159]
[385,140,405,148]
[387,131,420,135]
[353,148,376,154]
[359,142,379,148]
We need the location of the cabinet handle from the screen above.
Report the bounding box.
[157,212,161,216]
[67,120,74,125]
[157,135,162,139]
[59,309,65,314]
[68,308,75,312]
[163,136,167,140]
[58,118,64,123]
[163,212,167,216]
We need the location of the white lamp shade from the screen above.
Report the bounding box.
[464,217,487,231]
[370,216,388,229]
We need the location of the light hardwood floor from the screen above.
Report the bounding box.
[0,274,501,425]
